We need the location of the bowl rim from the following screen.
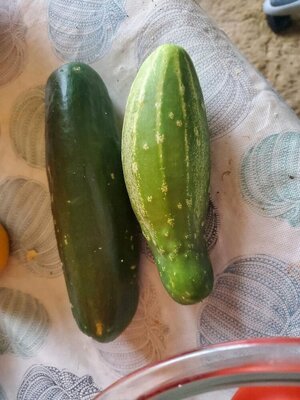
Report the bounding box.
[95,336,300,399]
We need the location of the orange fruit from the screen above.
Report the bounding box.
[0,223,9,272]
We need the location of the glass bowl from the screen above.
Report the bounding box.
[94,337,300,400]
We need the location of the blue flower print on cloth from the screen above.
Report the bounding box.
[48,0,127,63]
[241,131,300,227]
[198,254,300,345]
[136,0,255,139]
[17,365,100,400]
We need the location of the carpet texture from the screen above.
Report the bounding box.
[199,0,300,116]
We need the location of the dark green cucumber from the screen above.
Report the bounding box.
[45,63,139,342]
[122,44,213,305]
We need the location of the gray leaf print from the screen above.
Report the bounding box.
[198,254,300,346]
[0,1,27,86]
[0,288,49,357]
[17,364,100,400]
[0,385,7,400]
[48,0,127,63]
[0,177,62,278]
[241,131,300,226]
[10,86,45,168]
[203,200,219,251]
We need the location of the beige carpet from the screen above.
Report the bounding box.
[199,0,300,117]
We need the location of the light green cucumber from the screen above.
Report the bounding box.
[122,44,213,305]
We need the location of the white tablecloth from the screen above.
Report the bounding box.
[1,0,300,399]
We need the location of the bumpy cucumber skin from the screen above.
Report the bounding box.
[122,44,213,305]
[45,63,139,342]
